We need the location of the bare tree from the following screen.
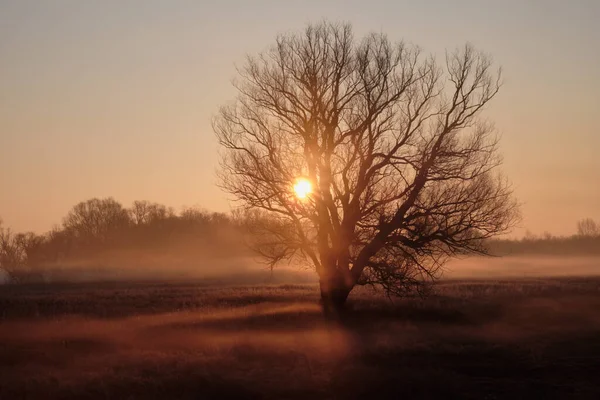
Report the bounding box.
[577,218,599,237]
[129,200,170,225]
[63,198,130,243]
[0,220,22,275]
[180,206,211,224]
[214,22,519,312]
[0,221,39,278]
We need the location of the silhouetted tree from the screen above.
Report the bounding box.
[577,218,599,237]
[15,232,45,268]
[129,200,171,225]
[63,198,130,245]
[0,220,31,278]
[179,206,210,223]
[41,225,74,262]
[214,22,518,312]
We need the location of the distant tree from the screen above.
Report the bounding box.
[542,231,553,240]
[129,200,170,225]
[15,232,45,267]
[214,22,519,312]
[209,212,231,225]
[180,206,211,226]
[0,221,27,277]
[522,230,537,241]
[577,218,599,237]
[43,225,74,261]
[63,198,130,244]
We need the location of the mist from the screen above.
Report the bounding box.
[2,197,599,285]
[31,251,317,285]
[445,255,600,280]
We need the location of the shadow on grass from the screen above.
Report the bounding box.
[329,330,600,399]
[153,296,504,334]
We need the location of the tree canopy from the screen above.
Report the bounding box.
[214,22,519,309]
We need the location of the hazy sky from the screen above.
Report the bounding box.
[1,0,598,236]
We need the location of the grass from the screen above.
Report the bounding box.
[1,278,600,399]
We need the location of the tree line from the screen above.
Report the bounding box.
[1,196,598,283]
[488,218,600,256]
[0,198,245,282]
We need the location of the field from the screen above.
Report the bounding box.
[1,273,600,398]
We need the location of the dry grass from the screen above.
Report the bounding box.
[1,278,600,399]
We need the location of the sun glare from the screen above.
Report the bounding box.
[293,178,312,200]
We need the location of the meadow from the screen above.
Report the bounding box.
[1,265,600,399]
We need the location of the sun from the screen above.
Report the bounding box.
[293,178,312,200]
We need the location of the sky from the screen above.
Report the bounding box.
[0,0,598,236]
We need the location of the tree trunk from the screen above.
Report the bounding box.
[319,268,351,317]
